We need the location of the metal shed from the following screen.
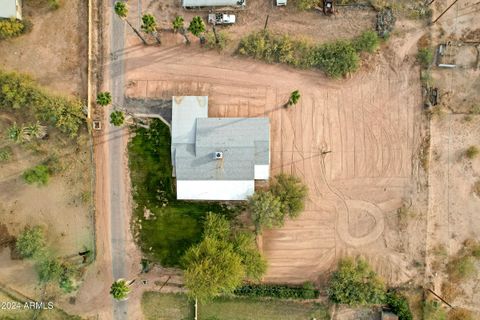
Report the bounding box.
[0,0,22,19]
[182,0,246,8]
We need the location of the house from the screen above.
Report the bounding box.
[171,96,270,200]
[182,0,246,9]
[0,0,22,20]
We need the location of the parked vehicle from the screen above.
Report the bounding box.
[276,0,287,6]
[208,13,236,25]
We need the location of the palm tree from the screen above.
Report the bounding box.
[110,111,125,126]
[110,279,131,300]
[24,121,47,139]
[188,16,206,38]
[114,1,147,45]
[96,91,112,106]
[172,16,184,33]
[141,13,161,44]
[287,90,301,107]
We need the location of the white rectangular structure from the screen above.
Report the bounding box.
[177,180,254,200]
[183,0,245,7]
[254,165,270,180]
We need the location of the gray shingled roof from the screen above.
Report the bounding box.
[174,118,269,181]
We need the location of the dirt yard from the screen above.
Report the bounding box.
[0,0,87,96]
[425,0,480,313]
[122,0,428,287]
[0,0,94,317]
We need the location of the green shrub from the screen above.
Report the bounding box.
[423,300,446,320]
[248,190,283,231]
[465,146,479,159]
[297,0,318,10]
[417,48,434,68]
[271,173,307,219]
[386,291,413,320]
[36,256,62,283]
[23,164,50,186]
[447,255,476,281]
[315,41,360,78]
[327,258,386,305]
[234,282,319,299]
[205,30,229,50]
[15,226,46,258]
[0,70,85,136]
[0,146,12,162]
[0,18,24,40]
[353,30,380,53]
[48,0,60,10]
[238,30,363,78]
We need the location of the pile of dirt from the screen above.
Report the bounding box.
[376,8,396,38]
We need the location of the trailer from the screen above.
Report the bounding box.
[182,0,246,9]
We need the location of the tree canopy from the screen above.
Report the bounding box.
[188,16,206,37]
[271,173,307,218]
[110,110,125,126]
[114,1,128,18]
[327,258,386,305]
[248,190,284,231]
[288,90,301,106]
[36,255,62,283]
[110,279,131,300]
[182,213,266,301]
[96,91,112,106]
[141,14,157,34]
[172,16,184,33]
[315,41,360,78]
[16,226,46,258]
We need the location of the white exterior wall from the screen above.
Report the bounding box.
[254,165,269,180]
[0,0,21,19]
[177,180,254,200]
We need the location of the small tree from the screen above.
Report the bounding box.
[114,1,128,18]
[188,16,206,37]
[182,236,244,302]
[271,173,307,218]
[287,90,301,107]
[417,47,434,68]
[16,226,46,258]
[110,111,125,126]
[141,13,161,44]
[96,91,112,106]
[248,190,283,232]
[36,256,62,283]
[110,279,131,300]
[114,1,147,45]
[327,258,386,305]
[172,16,184,33]
[233,231,267,281]
[385,291,413,320]
[23,165,50,186]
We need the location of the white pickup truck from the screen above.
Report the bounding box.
[208,13,236,25]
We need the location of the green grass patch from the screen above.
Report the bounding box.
[199,296,330,320]
[129,119,237,266]
[142,292,194,320]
